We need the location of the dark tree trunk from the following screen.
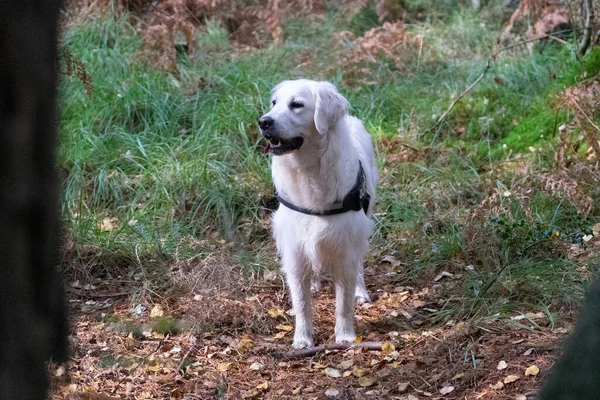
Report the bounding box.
[0,1,68,399]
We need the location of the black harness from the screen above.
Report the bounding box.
[275,162,370,216]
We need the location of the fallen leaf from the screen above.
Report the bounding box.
[325,368,342,378]
[381,255,401,267]
[150,305,164,318]
[217,362,232,372]
[453,373,464,379]
[337,359,354,370]
[433,271,454,282]
[381,342,396,355]
[268,308,285,318]
[343,371,352,377]
[238,336,253,353]
[325,388,340,398]
[490,381,504,390]
[440,385,455,395]
[504,375,520,384]
[397,381,410,393]
[358,376,375,387]
[412,300,425,308]
[249,361,264,371]
[98,217,118,231]
[241,390,260,399]
[353,336,363,343]
[256,381,269,391]
[497,360,508,370]
[523,348,534,356]
[515,395,527,400]
[353,368,366,377]
[525,365,540,376]
[273,331,287,340]
[275,324,293,332]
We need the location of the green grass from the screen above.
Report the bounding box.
[59,4,600,321]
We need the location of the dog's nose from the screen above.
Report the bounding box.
[258,116,274,130]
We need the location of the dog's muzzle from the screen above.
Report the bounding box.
[258,116,304,156]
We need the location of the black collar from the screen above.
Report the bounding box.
[275,161,370,216]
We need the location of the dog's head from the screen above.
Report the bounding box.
[258,79,349,156]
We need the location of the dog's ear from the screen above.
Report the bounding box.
[313,81,349,135]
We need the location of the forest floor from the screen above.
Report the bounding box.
[50,248,582,400]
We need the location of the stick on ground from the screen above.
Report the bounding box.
[275,341,393,359]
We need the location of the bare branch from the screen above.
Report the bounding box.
[274,341,395,359]
[578,0,594,55]
[431,26,599,131]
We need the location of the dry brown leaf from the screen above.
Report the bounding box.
[440,385,455,395]
[275,324,294,332]
[268,308,285,317]
[325,368,342,378]
[150,305,164,318]
[525,365,540,376]
[381,342,396,355]
[358,376,375,387]
[490,381,505,390]
[504,375,520,384]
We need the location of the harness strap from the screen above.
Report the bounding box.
[275,161,370,216]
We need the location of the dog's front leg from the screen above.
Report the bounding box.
[334,269,358,343]
[355,262,371,304]
[284,259,314,349]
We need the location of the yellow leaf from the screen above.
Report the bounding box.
[256,381,269,391]
[352,368,366,377]
[358,376,375,387]
[388,362,401,369]
[490,381,504,390]
[150,305,164,318]
[98,217,118,231]
[147,362,159,372]
[593,223,600,234]
[504,375,520,384]
[268,308,285,318]
[343,371,352,377]
[525,365,540,376]
[217,362,232,372]
[238,336,253,352]
[553,231,560,237]
[273,331,287,340]
[275,324,294,332]
[412,300,425,308]
[381,342,396,355]
[126,332,135,348]
[353,336,363,343]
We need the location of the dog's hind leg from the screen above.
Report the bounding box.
[333,263,358,343]
[283,255,314,349]
[355,262,371,304]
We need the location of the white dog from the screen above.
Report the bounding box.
[259,79,377,349]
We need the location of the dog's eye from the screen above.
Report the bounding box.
[291,101,304,109]
[271,100,276,106]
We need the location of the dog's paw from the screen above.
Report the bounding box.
[311,279,322,293]
[292,336,314,349]
[355,290,371,305]
[335,332,356,344]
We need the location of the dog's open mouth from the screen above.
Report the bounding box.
[267,136,304,156]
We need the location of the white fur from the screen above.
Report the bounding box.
[260,79,377,349]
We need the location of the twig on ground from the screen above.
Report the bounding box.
[67,288,131,298]
[274,341,393,359]
[431,26,599,131]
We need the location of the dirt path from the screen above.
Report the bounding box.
[51,261,569,400]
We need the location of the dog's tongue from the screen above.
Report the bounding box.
[264,143,270,155]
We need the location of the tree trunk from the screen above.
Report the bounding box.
[0,1,69,399]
